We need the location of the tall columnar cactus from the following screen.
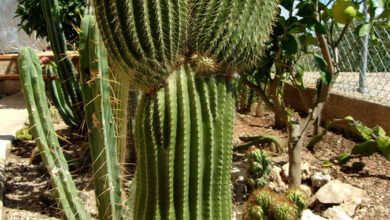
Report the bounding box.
[79,15,123,219]
[93,0,278,219]
[18,48,91,220]
[247,149,272,189]
[41,0,84,125]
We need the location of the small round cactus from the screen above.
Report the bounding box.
[286,188,308,217]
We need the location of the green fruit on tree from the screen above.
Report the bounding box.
[332,0,357,24]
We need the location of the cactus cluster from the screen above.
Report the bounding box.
[247,149,272,189]
[18,48,91,219]
[91,1,278,219]
[19,0,278,219]
[245,188,308,220]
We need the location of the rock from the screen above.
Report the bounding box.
[231,162,247,185]
[282,162,312,181]
[334,198,362,216]
[301,209,328,220]
[324,207,352,220]
[311,172,332,188]
[268,166,287,192]
[315,180,369,204]
[300,184,312,197]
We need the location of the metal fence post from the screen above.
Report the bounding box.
[358,2,369,93]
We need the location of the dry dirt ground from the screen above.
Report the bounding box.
[3,112,390,219]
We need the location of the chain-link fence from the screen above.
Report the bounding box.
[300,21,390,106]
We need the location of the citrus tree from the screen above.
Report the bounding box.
[242,0,390,187]
[15,0,85,43]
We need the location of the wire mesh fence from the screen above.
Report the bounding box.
[300,22,390,106]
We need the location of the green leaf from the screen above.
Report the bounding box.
[377,136,390,160]
[351,140,378,156]
[280,0,295,12]
[358,23,372,36]
[281,35,299,55]
[314,54,327,71]
[338,153,352,165]
[323,161,332,167]
[352,123,373,141]
[300,17,327,34]
[298,34,319,47]
[296,2,315,17]
[373,126,386,136]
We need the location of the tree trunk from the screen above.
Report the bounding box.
[288,124,303,187]
[270,77,287,129]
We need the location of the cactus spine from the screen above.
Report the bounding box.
[18,48,91,220]
[79,15,123,219]
[41,0,84,125]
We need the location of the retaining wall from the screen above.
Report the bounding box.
[283,83,390,135]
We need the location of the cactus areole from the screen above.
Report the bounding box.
[94,0,277,219]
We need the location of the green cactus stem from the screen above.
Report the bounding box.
[18,47,91,220]
[45,64,77,127]
[133,65,234,219]
[79,15,123,219]
[41,0,84,125]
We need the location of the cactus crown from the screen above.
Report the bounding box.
[94,0,278,90]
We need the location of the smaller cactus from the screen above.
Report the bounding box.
[15,127,33,140]
[245,187,308,220]
[286,188,308,217]
[269,198,298,220]
[247,149,272,189]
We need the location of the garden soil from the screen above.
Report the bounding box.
[3,111,390,219]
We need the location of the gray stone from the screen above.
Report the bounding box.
[300,184,312,197]
[324,207,352,220]
[301,209,328,220]
[315,180,369,204]
[311,172,332,188]
[282,161,312,180]
[268,166,287,192]
[334,198,362,216]
[231,162,247,185]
